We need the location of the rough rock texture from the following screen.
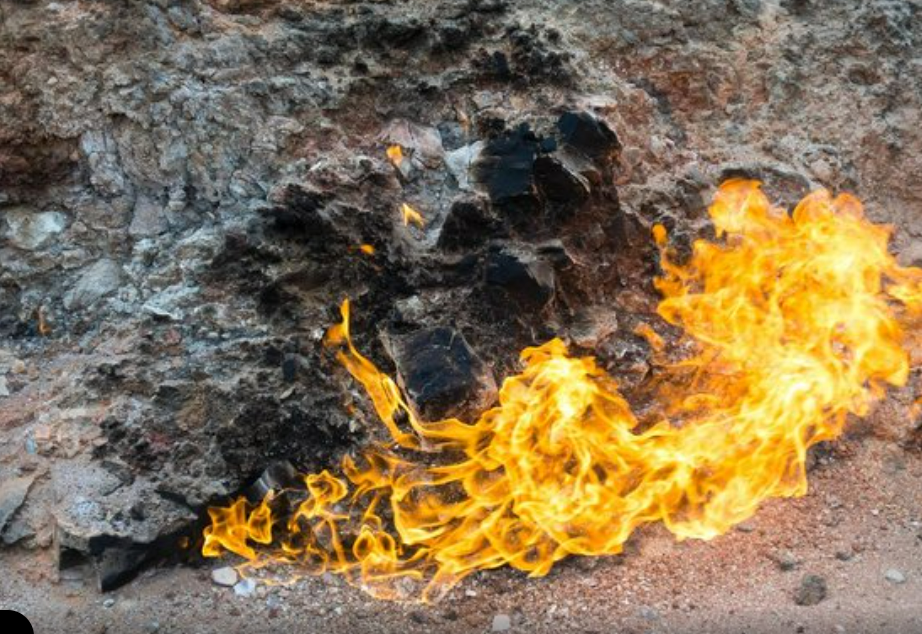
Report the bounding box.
[1,0,921,629]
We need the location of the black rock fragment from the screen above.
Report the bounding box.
[387,327,497,421]
[484,248,555,310]
[437,196,504,251]
[472,125,539,204]
[557,111,622,162]
[534,155,590,204]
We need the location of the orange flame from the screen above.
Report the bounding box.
[203,180,922,601]
[386,145,404,167]
[401,203,425,229]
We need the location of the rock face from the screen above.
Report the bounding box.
[0,0,920,592]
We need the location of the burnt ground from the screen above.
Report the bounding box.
[2,0,922,632]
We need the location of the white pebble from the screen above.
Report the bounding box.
[885,569,906,584]
[211,566,239,587]
[492,614,511,631]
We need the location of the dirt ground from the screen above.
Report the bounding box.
[3,433,922,634]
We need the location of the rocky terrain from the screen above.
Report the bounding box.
[1,0,921,632]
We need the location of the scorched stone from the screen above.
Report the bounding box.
[387,327,497,422]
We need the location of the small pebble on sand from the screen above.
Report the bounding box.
[884,569,906,584]
[794,574,827,606]
[211,567,239,587]
[492,614,511,631]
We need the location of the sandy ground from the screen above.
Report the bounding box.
[3,434,921,634]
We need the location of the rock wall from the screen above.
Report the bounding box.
[1,0,920,587]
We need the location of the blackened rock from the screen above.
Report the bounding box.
[484,249,555,310]
[245,460,301,503]
[557,111,621,162]
[472,125,539,205]
[534,155,590,204]
[437,196,503,251]
[263,184,335,237]
[387,327,497,421]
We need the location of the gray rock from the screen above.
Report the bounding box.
[52,460,196,591]
[2,207,68,250]
[0,475,35,534]
[234,577,258,597]
[445,142,485,191]
[794,574,828,606]
[491,614,511,632]
[211,566,239,587]
[0,376,8,398]
[129,196,169,237]
[63,259,124,310]
[884,569,906,584]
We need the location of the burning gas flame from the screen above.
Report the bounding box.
[386,145,404,167]
[401,203,425,229]
[203,180,922,601]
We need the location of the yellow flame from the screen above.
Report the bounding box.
[359,244,376,256]
[203,180,922,601]
[401,203,425,229]
[386,145,404,167]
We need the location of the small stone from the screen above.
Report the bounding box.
[794,574,827,606]
[0,376,8,398]
[884,569,906,584]
[771,549,799,571]
[491,614,511,631]
[834,550,853,562]
[103,598,116,608]
[211,566,239,587]
[234,578,257,597]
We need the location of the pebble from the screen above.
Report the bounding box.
[884,569,906,584]
[772,549,799,571]
[491,614,511,632]
[234,578,258,597]
[794,574,828,606]
[102,598,116,609]
[211,566,239,587]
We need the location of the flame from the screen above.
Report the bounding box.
[401,203,425,229]
[203,180,922,601]
[386,145,404,167]
[358,244,376,256]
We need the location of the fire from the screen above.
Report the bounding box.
[203,180,922,601]
[401,203,425,229]
[386,144,404,167]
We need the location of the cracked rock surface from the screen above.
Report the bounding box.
[1,0,921,632]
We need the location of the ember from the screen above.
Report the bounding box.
[203,180,922,601]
